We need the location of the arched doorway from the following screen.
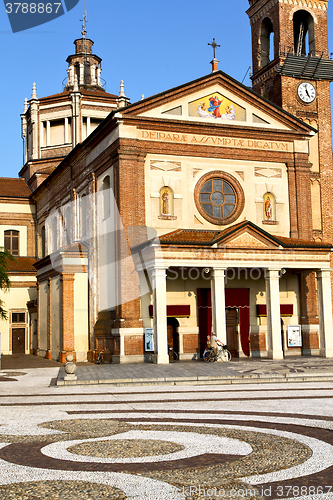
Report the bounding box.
[167,317,179,361]
[226,308,238,357]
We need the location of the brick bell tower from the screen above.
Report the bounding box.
[247,0,333,243]
[247,0,333,353]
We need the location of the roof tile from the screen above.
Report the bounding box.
[0,178,32,198]
[5,256,37,273]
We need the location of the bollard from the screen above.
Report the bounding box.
[64,353,77,381]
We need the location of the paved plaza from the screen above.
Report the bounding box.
[0,357,333,499]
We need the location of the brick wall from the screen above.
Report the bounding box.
[124,335,144,356]
[183,334,200,354]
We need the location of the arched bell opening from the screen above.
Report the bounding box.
[293,10,315,56]
[260,17,274,68]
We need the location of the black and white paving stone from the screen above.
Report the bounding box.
[0,367,333,499]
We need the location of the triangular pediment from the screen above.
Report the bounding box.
[213,224,281,249]
[220,230,278,249]
[121,71,315,135]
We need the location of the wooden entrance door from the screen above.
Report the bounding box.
[226,308,238,357]
[167,324,174,361]
[12,328,25,353]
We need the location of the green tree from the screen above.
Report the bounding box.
[0,248,14,320]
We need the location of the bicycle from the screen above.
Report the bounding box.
[203,338,231,362]
[168,346,179,361]
[96,351,104,364]
[146,352,154,363]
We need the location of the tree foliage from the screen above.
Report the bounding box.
[0,248,14,320]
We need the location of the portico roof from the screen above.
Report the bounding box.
[158,221,332,249]
[132,221,332,272]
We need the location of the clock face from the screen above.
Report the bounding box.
[297,82,316,103]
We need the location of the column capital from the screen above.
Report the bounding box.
[316,269,332,278]
[211,267,227,278]
[151,266,168,277]
[264,268,281,280]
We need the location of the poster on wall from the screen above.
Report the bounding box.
[145,328,154,352]
[287,325,302,347]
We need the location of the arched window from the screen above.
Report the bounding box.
[4,230,19,256]
[63,206,72,245]
[52,218,58,253]
[294,10,315,56]
[160,187,174,216]
[81,194,87,238]
[74,62,80,83]
[260,18,274,68]
[263,192,276,222]
[84,61,91,85]
[101,175,111,219]
[269,31,275,61]
[41,226,46,258]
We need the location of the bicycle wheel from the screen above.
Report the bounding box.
[216,350,226,362]
[203,349,210,362]
[225,349,232,361]
[173,351,179,361]
[208,350,216,362]
[146,353,154,363]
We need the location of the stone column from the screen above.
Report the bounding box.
[265,269,283,360]
[60,273,76,363]
[317,269,333,358]
[211,268,227,345]
[91,65,97,85]
[151,267,169,364]
[36,282,40,356]
[97,67,101,86]
[46,277,51,360]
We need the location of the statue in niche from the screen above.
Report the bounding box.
[162,192,170,214]
[161,188,172,215]
[264,192,274,221]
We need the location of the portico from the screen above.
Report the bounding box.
[136,222,333,363]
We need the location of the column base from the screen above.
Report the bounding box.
[251,350,268,358]
[153,354,169,364]
[267,349,284,360]
[302,348,320,356]
[320,348,333,358]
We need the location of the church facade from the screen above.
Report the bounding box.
[1,0,333,363]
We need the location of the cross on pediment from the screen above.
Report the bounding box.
[208,38,220,59]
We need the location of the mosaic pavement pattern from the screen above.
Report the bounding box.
[0,370,333,499]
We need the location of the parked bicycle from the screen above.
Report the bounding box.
[96,351,104,364]
[168,346,179,361]
[203,336,231,362]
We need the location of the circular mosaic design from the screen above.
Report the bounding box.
[194,171,245,225]
[68,438,184,458]
[0,481,127,500]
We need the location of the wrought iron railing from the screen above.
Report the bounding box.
[61,77,107,91]
[279,44,326,59]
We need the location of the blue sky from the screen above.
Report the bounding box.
[0,0,332,179]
